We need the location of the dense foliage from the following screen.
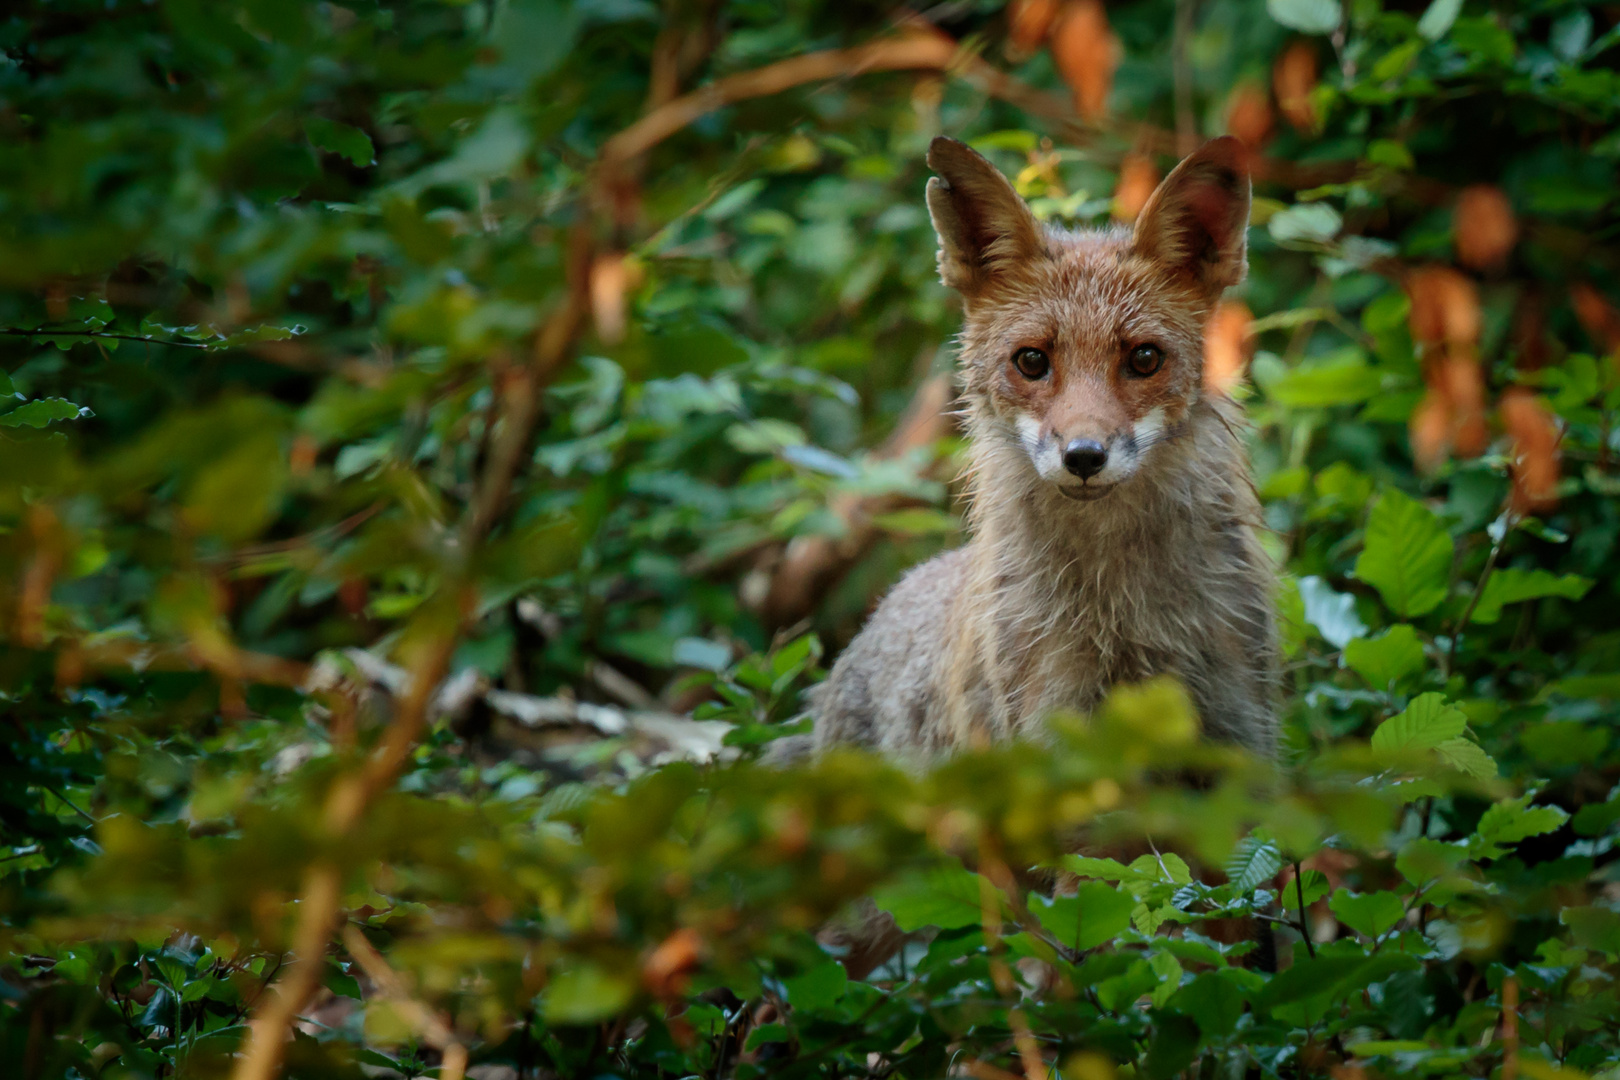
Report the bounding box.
[5,1,1620,1077]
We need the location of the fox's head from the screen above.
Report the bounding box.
[927,136,1250,502]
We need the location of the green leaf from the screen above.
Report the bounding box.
[1560,906,1620,956]
[1395,838,1468,888]
[1167,972,1247,1038]
[1256,954,1422,1017]
[744,1022,791,1050]
[871,508,960,536]
[1225,834,1283,893]
[1344,626,1426,690]
[1298,575,1368,648]
[783,960,846,1012]
[1521,721,1608,767]
[1287,869,1330,908]
[1470,569,1592,624]
[1372,693,1467,763]
[1539,675,1620,701]
[1076,882,1139,949]
[1142,1012,1200,1080]
[1350,1041,1435,1056]
[1433,737,1498,779]
[1131,852,1194,886]
[1471,794,1570,860]
[1573,796,1620,838]
[543,964,635,1024]
[873,864,989,932]
[305,117,375,167]
[182,433,288,543]
[1355,489,1455,617]
[1416,0,1464,41]
[1268,203,1344,244]
[671,637,731,672]
[1064,855,1146,882]
[1266,0,1341,35]
[1148,950,1184,1008]
[0,397,92,428]
[1328,889,1406,938]
[1029,882,1137,950]
[1266,355,1383,408]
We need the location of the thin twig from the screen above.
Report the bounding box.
[1293,860,1317,960]
[1446,520,1513,676]
[0,327,209,349]
[342,925,468,1080]
[232,863,342,1080]
[231,633,453,1080]
[44,787,97,824]
[1501,975,1520,1080]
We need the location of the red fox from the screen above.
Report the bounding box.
[811,136,1277,761]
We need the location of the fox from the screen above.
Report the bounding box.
[810,134,1278,764]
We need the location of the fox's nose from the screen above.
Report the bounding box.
[1062,438,1108,479]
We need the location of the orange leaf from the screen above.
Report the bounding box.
[590,252,630,344]
[1008,0,1060,54]
[1406,266,1479,346]
[1499,388,1561,514]
[1203,300,1253,394]
[1112,154,1158,223]
[1572,282,1620,359]
[1409,388,1451,473]
[1443,353,1488,458]
[643,927,704,999]
[1225,83,1274,150]
[1273,41,1318,131]
[1453,185,1518,272]
[1051,0,1119,120]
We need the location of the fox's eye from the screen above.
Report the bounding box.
[1011,347,1050,380]
[1125,343,1164,378]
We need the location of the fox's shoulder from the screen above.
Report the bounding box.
[811,545,971,753]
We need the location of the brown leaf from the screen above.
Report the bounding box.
[1406,266,1479,346]
[1051,0,1119,120]
[1409,389,1451,473]
[1453,185,1518,272]
[1500,389,1561,515]
[1111,154,1158,223]
[339,577,369,617]
[1510,289,1551,372]
[1007,0,1060,55]
[1442,353,1488,458]
[643,927,704,999]
[1225,83,1273,150]
[1572,282,1620,360]
[289,433,318,477]
[1273,41,1318,131]
[1203,300,1252,393]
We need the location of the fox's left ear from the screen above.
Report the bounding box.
[1132,136,1251,296]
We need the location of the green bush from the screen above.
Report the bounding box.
[3,1,1620,1078]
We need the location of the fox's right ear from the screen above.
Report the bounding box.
[1131,136,1251,296]
[926,137,1044,297]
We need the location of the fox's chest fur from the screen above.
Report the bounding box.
[812,394,1276,760]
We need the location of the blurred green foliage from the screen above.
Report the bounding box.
[4,1,1620,1078]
